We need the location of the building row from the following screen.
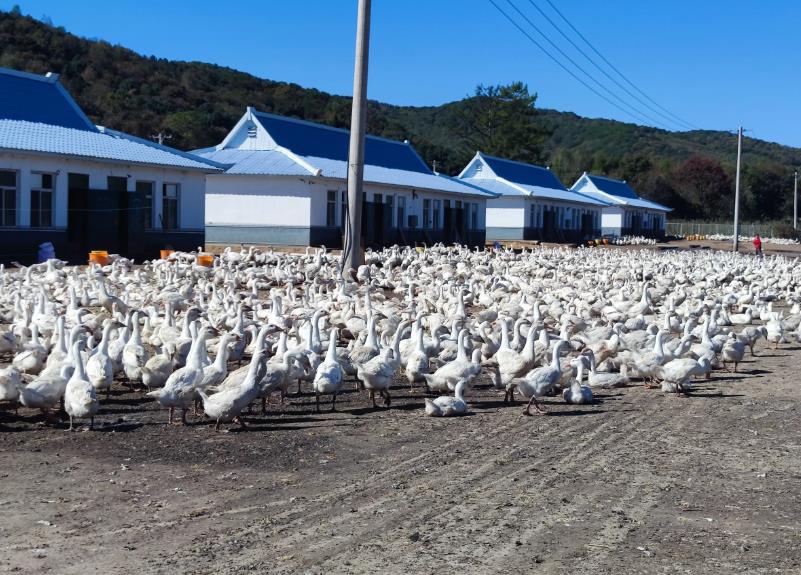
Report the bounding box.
[0,67,670,262]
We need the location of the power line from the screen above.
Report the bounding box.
[542,0,700,131]
[500,0,673,130]
[526,0,695,131]
[486,0,659,127]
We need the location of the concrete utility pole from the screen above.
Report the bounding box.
[151,132,172,146]
[794,170,798,230]
[733,126,743,252]
[343,0,371,275]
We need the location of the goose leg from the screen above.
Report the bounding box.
[523,395,546,416]
[261,397,267,414]
[383,390,391,407]
[370,390,376,408]
[68,414,74,431]
[89,416,94,430]
[214,419,221,431]
[168,407,174,425]
[331,393,337,412]
[180,408,188,425]
[106,386,111,400]
[315,392,321,413]
[234,416,247,430]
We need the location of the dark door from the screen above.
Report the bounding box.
[581,213,594,239]
[67,173,90,258]
[542,209,556,241]
[107,177,128,255]
[630,214,642,234]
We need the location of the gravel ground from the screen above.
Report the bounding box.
[1,339,801,574]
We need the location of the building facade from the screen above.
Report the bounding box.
[0,67,222,263]
[196,108,497,249]
[458,152,607,243]
[570,173,671,237]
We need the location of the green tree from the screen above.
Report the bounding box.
[452,82,550,164]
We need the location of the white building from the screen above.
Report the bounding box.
[195,108,497,249]
[570,173,671,237]
[457,152,607,242]
[0,67,223,263]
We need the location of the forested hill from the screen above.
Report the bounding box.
[1,7,800,223]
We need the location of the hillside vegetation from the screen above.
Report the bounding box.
[1,8,799,222]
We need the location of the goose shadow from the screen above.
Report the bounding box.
[543,408,606,417]
[93,421,144,432]
[219,421,354,433]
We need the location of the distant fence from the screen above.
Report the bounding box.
[666,221,787,238]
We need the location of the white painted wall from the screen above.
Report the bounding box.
[0,151,207,230]
[211,175,490,230]
[487,196,526,228]
[205,174,313,226]
[601,207,624,231]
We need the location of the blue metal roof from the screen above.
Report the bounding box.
[253,112,430,174]
[195,147,495,197]
[196,148,308,175]
[0,68,97,132]
[479,153,566,190]
[462,177,607,205]
[585,174,638,199]
[0,120,223,171]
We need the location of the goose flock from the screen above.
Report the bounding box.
[0,243,799,431]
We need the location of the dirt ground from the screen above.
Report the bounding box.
[1,337,801,575]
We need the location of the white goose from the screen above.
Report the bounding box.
[424,379,468,417]
[313,327,343,412]
[507,340,567,415]
[563,361,593,405]
[197,350,268,431]
[64,340,99,430]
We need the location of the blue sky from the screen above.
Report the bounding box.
[4,0,801,147]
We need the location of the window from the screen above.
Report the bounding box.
[30,172,54,228]
[327,190,337,226]
[341,191,347,228]
[374,193,382,204]
[529,204,535,228]
[423,198,431,228]
[162,183,180,230]
[137,181,154,229]
[471,203,478,230]
[397,196,406,228]
[0,170,16,227]
[432,199,440,229]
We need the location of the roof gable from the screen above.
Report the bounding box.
[585,174,638,199]
[0,67,97,132]
[478,153,566,190]
[253,112,430,174]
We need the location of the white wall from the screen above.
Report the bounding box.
[487,196,526,228]
[0,151,207,230]
[205,174,312,226]
[601,207,624,231]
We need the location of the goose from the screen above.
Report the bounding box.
[424,379,468,417]
[12,324,47,374]
[765,313,784,349]
[356,320,408,407]
[197,350,268,431]
[563,361,593,405]
[146,326,210,424]
[494,321,537,386]
[18,363,73,419]
[422,342,482,394]
[405,326,429,391]
[313,327,343,412]
[721,332,746,372]
[257,349,311,410]
[86,320,118,398]
[507,340,567,415]
[658,357,707,395]
[141,343,175,391]
[0,365,22,405]
[64,340,99,430]
[579,350,629,389]
[122,311,150,382]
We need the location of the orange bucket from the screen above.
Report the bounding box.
[160,249,174,260]
[197,254,214,267]
[89,250,110,265]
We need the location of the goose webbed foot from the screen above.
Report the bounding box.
[234,416,247,430]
